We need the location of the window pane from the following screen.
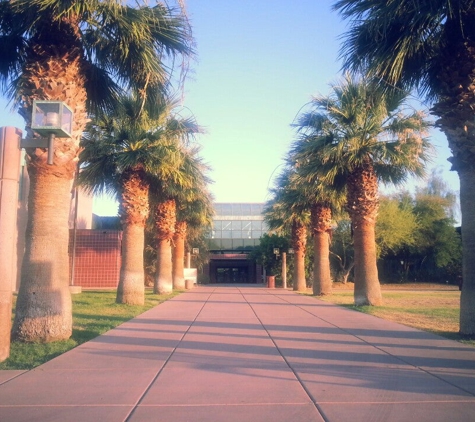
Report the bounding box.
[213,221,222,230]
[241,204,252,215]
[251,221,262,230]
[231,230,243,239]
[232,238,244,249]
[231,221,241,230]
[214,204,223,215]
[251,204,263,215]
[221,204,232,215]
[232,203,241,216]
[221,239,233,249]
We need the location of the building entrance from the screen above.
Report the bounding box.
[216,267,249,283]
[207,252,260,284]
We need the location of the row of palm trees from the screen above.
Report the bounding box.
[78,94,213,304]
[265,74,432,306]
[333,0,475,335]
[266,0,475,336]
[0,0,211,361]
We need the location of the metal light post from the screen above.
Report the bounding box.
[282,251,287,289]
[21,101,73,164]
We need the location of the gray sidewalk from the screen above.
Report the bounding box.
[1,285,475,422]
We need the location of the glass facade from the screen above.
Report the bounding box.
[209,203,268,250]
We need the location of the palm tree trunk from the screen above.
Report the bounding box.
[12,166,72,342]
[459,168,475,335]
[353,219,382,305]
[116,170,149,305]
[12,31,88,342]
[313,231,332,295]
[172,221,187,290]
[347,162,382,306]
[153,199,176,294]
[311,203,332,296]
[117,224,145,305]
[292,221,307,292]
[155,238,174,294]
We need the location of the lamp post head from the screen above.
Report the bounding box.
[31,101,73,138]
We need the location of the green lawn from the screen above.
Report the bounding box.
[0,290,179,370]
[315,287,475,346]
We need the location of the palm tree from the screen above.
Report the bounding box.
[172,156,213,290]
[294,74,432,305]
[150,125,205,295]
[333,0,475,334]
[1,0,193,342]
[78,95,183,305]
[173,183,214,289]
[264,168,310,292]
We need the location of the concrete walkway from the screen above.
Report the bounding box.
[1,285,475,422]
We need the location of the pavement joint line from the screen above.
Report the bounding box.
[238,287,330,422]
[135,402,314,407]
[0,372,26,386]
[124,287,216,422]
[276,292,475,399]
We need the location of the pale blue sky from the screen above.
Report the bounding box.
[0,0,459,215]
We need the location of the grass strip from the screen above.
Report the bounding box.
[0,289,180,370]
[316,289,475,346]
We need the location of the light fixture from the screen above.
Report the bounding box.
[21,100,73,165]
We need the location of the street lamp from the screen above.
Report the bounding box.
[21,100,73,165]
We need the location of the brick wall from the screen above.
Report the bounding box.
[69,230,122,288]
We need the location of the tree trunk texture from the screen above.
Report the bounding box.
[353,220,382,306]
[313,231,332,296]
[154,199,176,294]
[292,221,307,292]
[116,169,149,305]
[155,238,174,294]
[430,37,475,334]
[172,221,187,290]
[311,203,332,296]
[12,23,88,342]
[117,224,145,305]
[347,162,382,306]
[459,169,475,335]
[12,167,73,342]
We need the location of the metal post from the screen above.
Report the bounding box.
[47,133,55,165]
[282,252,287,289]
[70,185,79,286]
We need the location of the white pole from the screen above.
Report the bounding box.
[282,252,287,289]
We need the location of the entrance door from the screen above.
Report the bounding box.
[216,267,248,283]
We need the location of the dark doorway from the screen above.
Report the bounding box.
[216,267,249,283]
[207,253,258,284]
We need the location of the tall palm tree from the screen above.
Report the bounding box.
[333,0,475,333]
[172,154,213,290]
[264,168,310,292]
[150,125,204,295]
[173,184,214,289]
[1,0,193,342]
[78,95,182,305]
[294,75,432,305]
